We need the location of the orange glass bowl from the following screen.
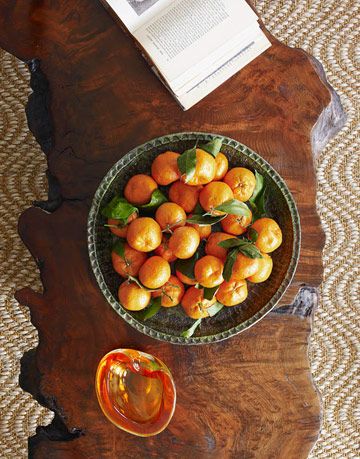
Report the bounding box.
[95,349,176,436]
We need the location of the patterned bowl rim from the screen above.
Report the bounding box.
[87,132,301,345]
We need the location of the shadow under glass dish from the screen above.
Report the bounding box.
[87,132,300,344]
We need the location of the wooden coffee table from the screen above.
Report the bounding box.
[0,1,345,457]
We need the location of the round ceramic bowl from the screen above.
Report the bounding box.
[88,132,300,345]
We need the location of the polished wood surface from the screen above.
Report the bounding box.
[0,1,344,457]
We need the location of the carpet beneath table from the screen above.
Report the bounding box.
[0,1,358,457]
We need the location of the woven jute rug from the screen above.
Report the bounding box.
[0,1,359,457]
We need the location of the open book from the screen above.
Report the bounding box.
[101,0,271,110]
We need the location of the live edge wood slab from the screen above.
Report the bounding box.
[0,1,345,458]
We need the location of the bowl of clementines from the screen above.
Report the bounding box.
[88,132,300,344]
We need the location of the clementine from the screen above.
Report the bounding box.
[126,217,162,252]
[168,181,202,213]
[220,211,252,236]
[154,236,177,262]
[216,279,248,306]
[175,270,197,286]
[194,255,224,288]
[155,202,186,232]
[181,149,216,186]
[118,281,151,311]
[151,151,181,185]
[181,286,216,319]
[138,256,171,289]
[205,232,234,261]
[223,167,256,202]
[107,212,137,238]
[250,218,283,253]
[231,253,260,280]
[168,226,200,259]
[187,215,211,240]
[199,181,234,215]
[124,174,158,206]
[247,253,273,283]
[111,243,147,278]
[213,152,228,180]
[152,275,185,307]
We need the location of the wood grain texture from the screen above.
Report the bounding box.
[0,0,345,457]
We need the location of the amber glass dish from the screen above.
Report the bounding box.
[95,349,176,436]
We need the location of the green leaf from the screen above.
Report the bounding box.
[135,297,162,321]
[186,214,226,226]
[249,171,264,204]
[140,189,168,210]
[250,186,267,221]
[238,244,263,259]
[199,138,223,157]
[218,238,246,249]
[101,196,137,223]
[181,318,202,338]
[193,202,204,214]
[218,238,262,259]
[248,228,258,243]
[215,199,251,217]
[177,146,197,183]
[249,172,267,221]
[207,301,224,317]
[113,239,126,258]
[223,248,239,282]
[175,252,199,280]
[203,286,219,300]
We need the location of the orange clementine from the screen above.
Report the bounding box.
[154,236,177,262]
[194,255,224,288]
[118,281,151,311]
[112,243,147,278]
[216,279,248,306]
[223,167,256,202]
[181,148,216,186]
[168,181,202,213]
[138,256,171,289]
[107,212,137,238]
[205,232,234,261]
[151,151,181,185]
[175,270,197,286]
[187,215,211,240]
[250,218,283,253]
[124,174,158,206]
[155,202,186,232]
[168,226,200,259]
[181,286,216,319]
[220,211,252,236]
[152,275,185,307]
[213,152,228,180]
[199,181,234,215]
[126,217,162,252]
[247,253,273,283]
[231,253,260,280]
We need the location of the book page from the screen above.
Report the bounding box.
[104,0,173,32]
[176,32,271,110]
[133,0,258,82]
[170,22,260,93]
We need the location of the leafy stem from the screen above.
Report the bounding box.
[181,318,202,338]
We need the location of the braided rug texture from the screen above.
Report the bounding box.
[0,1,359,457]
